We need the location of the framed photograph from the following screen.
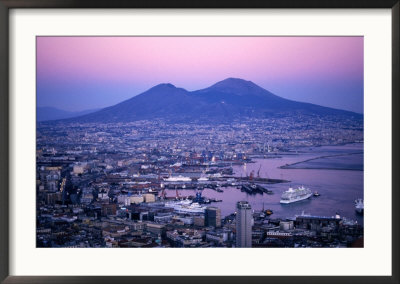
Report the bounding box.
[0,1,398,283]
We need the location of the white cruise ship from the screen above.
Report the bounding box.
[164,199,206,214]
[355,198,364,214]
[164,175,192,182]
[198,175,209,182]
[280,186,312,204]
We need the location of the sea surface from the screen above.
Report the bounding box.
[168,143,364,224]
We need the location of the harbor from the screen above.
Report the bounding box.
[162,143,364,224]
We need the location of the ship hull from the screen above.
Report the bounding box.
[164,201,206,213]
[175,208,205,214]
[280,193,313,204]
[355,208,364,214]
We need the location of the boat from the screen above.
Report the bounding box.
[355,198,364,214]
[198,176,209,182]
[192,191,209,204]
[164,199,192,208]
[164,175,192,182]
[280,186,312,204]
[175,202,206,214]
[260,186,273,194]
[265,209,273,215]
[293,211,311,219]
[164,199,206,214]
[313,191,320,197]
[241,184,263,194]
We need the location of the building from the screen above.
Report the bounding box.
[266,231,293,238]
[236,201,252,248]
[101,203,117,217]
[39,166,62,192]
[205,207,221,228]
[72,163,86,175]
[143,193,156,203]
[117,195,131,206]
[146,223,166,236]
[130,195,144,204]
[206,229,230,244]
[280,220,294,231]
[154,213,173,223]
[295,215,341,234]
[45,191,62,205]
[193,215,205,227]
[175,215,194,225]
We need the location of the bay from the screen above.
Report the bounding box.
[167,143,364,225]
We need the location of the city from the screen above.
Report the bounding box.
[36,115,364,248]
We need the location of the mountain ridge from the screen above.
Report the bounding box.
[51,78,362,123]
[37,107,101,122]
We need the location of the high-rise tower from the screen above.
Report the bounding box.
[205,206,221,228]
[236,201,252,247]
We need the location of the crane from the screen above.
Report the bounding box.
[257,165,262,178]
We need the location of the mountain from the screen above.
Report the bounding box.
[61,78,362,123]
[37,107,100,122]
[68,83,206,123]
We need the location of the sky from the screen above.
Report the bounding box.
[37,37,364,113]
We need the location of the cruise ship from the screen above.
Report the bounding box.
[280,186,312,204]
[198,176,209,182]
[164,199,206,214]
[355,198,364,214]
[164,175,192,182]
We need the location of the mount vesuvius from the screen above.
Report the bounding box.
[60,78,362,123]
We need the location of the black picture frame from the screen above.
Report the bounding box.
[0,1,398,284]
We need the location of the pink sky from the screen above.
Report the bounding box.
[37,37,363,113]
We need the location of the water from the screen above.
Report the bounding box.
[167,143,364,224]
[286,153,363,171]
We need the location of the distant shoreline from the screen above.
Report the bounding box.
[279,151,363,171]
[280,166,363,171]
